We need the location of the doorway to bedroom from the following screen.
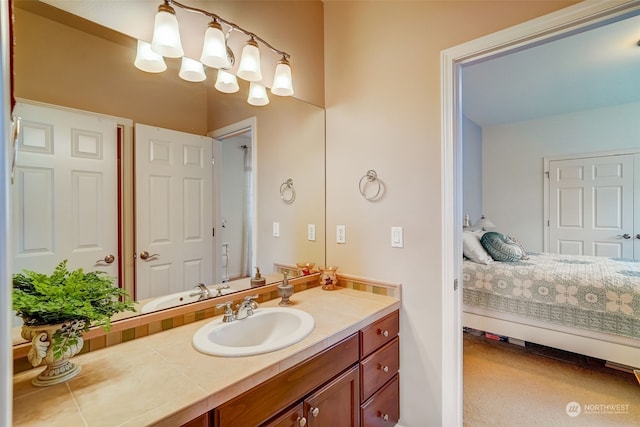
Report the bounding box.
[442,1,640,424]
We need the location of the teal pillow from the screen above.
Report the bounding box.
[480,232,523,262]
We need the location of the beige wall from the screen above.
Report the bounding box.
[36,0,325,107]
[323,1,578,425]
[14,7,208,134]
[208,88,326,274]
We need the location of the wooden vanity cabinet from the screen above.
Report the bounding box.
[359,311,400,426]
[187,310,400,427]
[214,333,359,427]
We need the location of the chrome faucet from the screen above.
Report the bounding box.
[190,283,213,301]
[235,295,259,320]
[215,295,259,322]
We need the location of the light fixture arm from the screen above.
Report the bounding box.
[169,0,290,60]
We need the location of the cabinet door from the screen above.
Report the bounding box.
[304,366,359,427]
[264,404,306,427]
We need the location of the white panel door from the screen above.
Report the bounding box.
[548,154,634,257]
[12,102,119,278]
[135,124,213,300]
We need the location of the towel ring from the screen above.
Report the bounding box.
[280,178,296,204]
[359,170,382,201]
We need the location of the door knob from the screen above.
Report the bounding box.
[310,407,320,417]
[617,234,631,239]
[296,416,307,427]
[95,254,115,265]
[636,234,640,240]
[139,251,160,261]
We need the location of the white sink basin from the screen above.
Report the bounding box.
[192,307,315,357]
[140,288,235,313]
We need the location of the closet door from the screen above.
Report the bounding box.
[548,154,634,258]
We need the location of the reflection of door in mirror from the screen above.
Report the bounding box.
[12,102,121,328]
[212,119,257,285]
[134,124,214,300]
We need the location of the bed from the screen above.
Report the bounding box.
[462,234,640,369]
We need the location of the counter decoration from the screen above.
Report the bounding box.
[318,265,339,290]
[296,262,315,276]
[13,260,135,386]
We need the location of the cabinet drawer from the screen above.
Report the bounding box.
[360,337,399,402]
[360,311,399,358]
[360,375,399,427]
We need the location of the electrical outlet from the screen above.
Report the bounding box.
[391,226,403,248]
[308,224,316,241]
[273,222,280,237]
[336,225,346,244]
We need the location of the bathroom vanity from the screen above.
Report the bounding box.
[12,286,400,426]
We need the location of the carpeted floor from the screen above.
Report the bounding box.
[463,332,640,426]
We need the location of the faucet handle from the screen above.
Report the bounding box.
[215,301,235,322]
[214,284,230,296]
[244,294,260,309]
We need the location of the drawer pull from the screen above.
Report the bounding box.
[297,416,307,427]
[382,413,389,421]
[310,407,320,417]
[379,329,389,337]
[380,365,389,373]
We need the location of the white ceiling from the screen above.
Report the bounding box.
[462,11,640,127]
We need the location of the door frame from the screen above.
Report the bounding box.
[440,1,640,425]
[210,117,258,285]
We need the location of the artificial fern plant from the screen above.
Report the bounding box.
[13,259,135,334]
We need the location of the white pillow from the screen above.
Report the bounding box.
[463,231,493,264]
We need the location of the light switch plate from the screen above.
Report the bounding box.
[391,226,403,248]
[308,224,316,241]
[273,222,280,237]
[336,225,346,244]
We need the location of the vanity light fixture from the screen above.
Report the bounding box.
[237,36,263,82]
[247,82,270,106]
[134,0,294,106]
[215,70,240,93]
[271,56,294,96]
[134,40,167,73]
[179,57,207,82]
[200,19,229,69]
[150,2,183,58]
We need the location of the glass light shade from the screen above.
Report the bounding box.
[200,21,229,69]
[271,58,294,96]
[237,38,262,82]
[247,82,269,106]
[134,40,167,73]
[215,70,239,93]
[179,57,206,82]
[150,4,184,58]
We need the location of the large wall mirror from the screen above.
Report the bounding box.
[11,0,325,343]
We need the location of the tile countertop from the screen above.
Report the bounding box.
[13,286,401,427]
